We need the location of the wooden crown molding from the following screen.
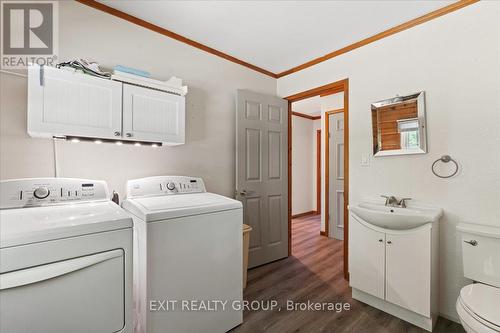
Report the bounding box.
[77,0,478,79]
[276,0,479,78]
[292,111,320,120]
[76,0,277,78]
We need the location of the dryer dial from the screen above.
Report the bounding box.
[33,187,50,199]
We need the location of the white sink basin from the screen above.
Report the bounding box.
[349,202,442,230]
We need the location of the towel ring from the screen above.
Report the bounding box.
[431,155,458,178]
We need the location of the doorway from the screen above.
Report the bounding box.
[289,97,323,247]
[286,79,350,279]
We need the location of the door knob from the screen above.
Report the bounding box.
[114,131,121,136]
[463,240,478,246]
[240,190,255,196]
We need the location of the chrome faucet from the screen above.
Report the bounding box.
[381,195,398,207]
[381,195,411,208]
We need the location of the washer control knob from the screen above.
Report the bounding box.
[166,182,176,191]
[33,187,50,199]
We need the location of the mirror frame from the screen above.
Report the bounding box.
[371,91,427,157]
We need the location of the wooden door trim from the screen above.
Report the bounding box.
[286,78,349,280]
[292,111,321,120]
[316,129,321,216]
[285,81,345,102]
[327,108,344,115]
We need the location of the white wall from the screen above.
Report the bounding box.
[311,119,321,212]
[0,1,276,199]
[278,2,500,320]
[291,116,314,215]
[292,116,322,216]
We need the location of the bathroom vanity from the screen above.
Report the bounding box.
[348,201,442,331]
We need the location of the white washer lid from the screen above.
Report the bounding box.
[122,192,242,222]
[0,202,132,248]
[460,284,500,328]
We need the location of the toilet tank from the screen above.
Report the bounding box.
[457,223,500,287]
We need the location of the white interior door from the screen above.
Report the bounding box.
[329,112,345,239]
[236,90,288,268]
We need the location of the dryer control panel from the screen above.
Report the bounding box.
[126,176,206,198]
[0,178,109,209]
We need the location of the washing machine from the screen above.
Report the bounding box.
[0,178,133,333]
[121,176,243,333]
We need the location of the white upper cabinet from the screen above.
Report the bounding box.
[27,65,186,145]
[28,65,123,140]
[122,84,185,144]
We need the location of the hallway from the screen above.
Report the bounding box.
[232,214,464,333]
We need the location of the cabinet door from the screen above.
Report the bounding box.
[349,216,386,299]
[122,84,185,144]
[28,65,123,139]
[385,228,431,316]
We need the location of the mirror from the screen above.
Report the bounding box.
[371,91,427,157]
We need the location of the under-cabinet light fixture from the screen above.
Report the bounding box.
[53,136,163,147]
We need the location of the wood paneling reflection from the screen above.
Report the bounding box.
[373,100,417,151]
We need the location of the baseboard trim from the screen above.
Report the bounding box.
[291,211,318,219]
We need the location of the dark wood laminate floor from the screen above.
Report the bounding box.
[231,214,465,333]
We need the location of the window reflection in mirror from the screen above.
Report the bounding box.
[371,92,427,156]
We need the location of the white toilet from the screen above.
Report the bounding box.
[456,223,500,333]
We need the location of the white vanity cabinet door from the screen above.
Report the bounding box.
[28,65,123,139]
[385,228,431,317]
[122,84,185,144]
[349,217,386,299]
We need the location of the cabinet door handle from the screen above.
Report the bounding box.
[114,131,121,136]
[378,239,383,243]
[387,240,392,244]
[463,240,478,246]
[126,133,133,138]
